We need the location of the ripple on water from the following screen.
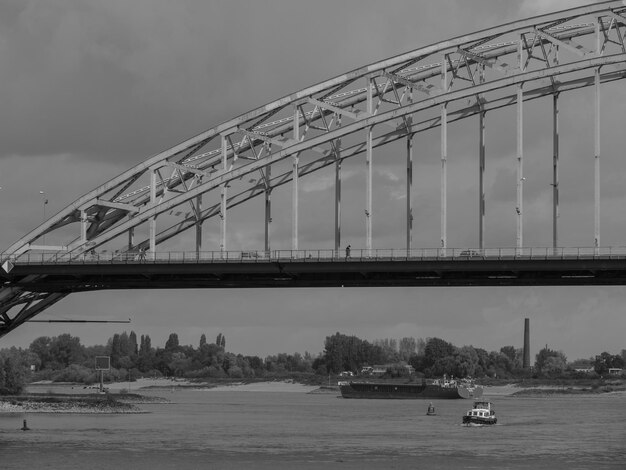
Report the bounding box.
[1,391,625,469]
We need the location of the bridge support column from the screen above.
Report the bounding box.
[593,80,601,251]
[552,47,560,254]
[366,75,373,256]
[406,89,413,253]
[406,133,413,253]
[516,39,524,255]
[220,135,228,255]
[264,153,272,255]
[440,59,448,256]
[80,210,87,245]
[594,21,601,254]
[479,64,486,251]
[334,116,342,256]
[594,72,600,251]
[195,189,202,259]
[479,108,486,250]
[292,104,300,253]
[127,217,134,251]
[149,169,157,259]
[552,93,560,253]
[516,83,524,254]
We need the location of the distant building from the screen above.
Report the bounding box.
[608,368,623,376]
[371,365,388,375]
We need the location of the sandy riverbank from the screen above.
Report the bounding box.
[483,382,626,397]
[1,378,180,414]
[482,384,518,396]
[120,377,321,393]
[198,381,320,393]
[24,378,323,396]
[0,394,146,414]
[128,379,624,396]
[1,379,325,414]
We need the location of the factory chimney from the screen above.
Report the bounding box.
[523,318,530,369]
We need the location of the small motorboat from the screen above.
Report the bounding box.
[462,400,497,425]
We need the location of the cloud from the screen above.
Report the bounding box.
[0,0,521,165]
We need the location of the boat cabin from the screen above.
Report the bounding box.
[467,409,493,418]
[471,401,492,410]
[466,401,495,418]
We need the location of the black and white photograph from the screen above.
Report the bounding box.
[1,1,625,468]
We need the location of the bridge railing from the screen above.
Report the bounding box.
[4,246,626,266]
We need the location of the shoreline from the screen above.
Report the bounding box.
[509,386,626,397]
[27,377,323,392]
[25,377,626,395]
[2,379,324,413]
[0,394,150,414]
[4,378,623,414]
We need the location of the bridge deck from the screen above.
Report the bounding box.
[4,249,626,290]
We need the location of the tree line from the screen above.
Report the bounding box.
[319,333,530,378]
[1,330,624,395]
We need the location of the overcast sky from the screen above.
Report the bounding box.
[1,0,625,362]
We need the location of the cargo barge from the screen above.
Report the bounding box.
[338,377,482,399]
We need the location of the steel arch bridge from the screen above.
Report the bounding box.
[3,1,626,338]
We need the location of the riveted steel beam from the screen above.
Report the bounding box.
[164,162,208,177]
[535,28,589,57]
[238,129,292,148]
[307,98,359,121]
[94,199,140,213]
[457,47,510,74]
[382,71,416,89]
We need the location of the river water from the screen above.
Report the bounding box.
[1,387,624,469]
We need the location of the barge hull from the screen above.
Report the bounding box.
[339,382,482,399]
